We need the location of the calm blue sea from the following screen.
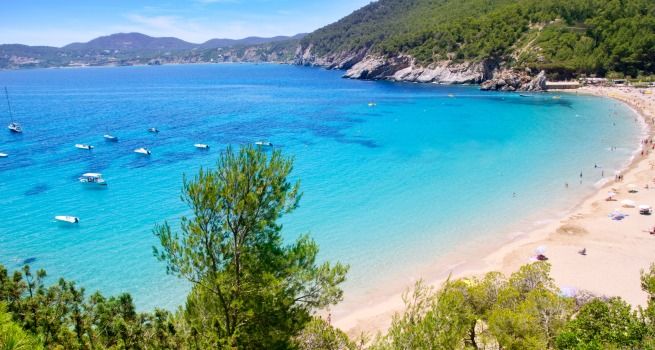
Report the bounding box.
[0,64,641,310]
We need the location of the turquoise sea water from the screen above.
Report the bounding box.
[0,64,641,310]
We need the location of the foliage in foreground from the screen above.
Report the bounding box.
[153,146,349,348]
[0,264,179,349]
[7,259,655,349]
[369,262,655,350]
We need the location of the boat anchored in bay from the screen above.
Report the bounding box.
[79,173,107,186]
[104,134,118,142]
[5,88,22,133]
[134,147,151,155]
[55,216,79,224]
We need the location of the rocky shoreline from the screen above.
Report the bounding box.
[294,46,548,91]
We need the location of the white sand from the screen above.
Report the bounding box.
[333,86,655,336]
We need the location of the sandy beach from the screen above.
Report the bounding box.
[334,85,655,336]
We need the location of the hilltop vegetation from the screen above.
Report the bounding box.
[301,0,655,77]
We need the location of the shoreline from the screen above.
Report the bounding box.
[333,86,655,336]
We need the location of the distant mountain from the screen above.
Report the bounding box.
[0,33,306,69]
[0,32,305,69]
[58,32,307,52]
[200,34,307,49]
[63,33,196,51]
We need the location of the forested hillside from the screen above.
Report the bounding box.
[300,0,655,77]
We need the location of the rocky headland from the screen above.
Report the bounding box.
[294,45,548,91]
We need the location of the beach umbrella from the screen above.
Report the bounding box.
[535,246,547,255]
[621,199,636,208]
[628,184,638,192]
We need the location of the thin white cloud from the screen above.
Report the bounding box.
[195,0,239,3]
[0,1,372,46]
[0,28,106,47]
[117,13,207,41]
[113,12,306,43]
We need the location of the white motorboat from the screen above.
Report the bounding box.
[7,122,22,133]
[75,144,94,150]
[104,134,118,142]
[0,153,7,158]
[55,215,79,224]
[255,141,273,147]
[134,147,151,155]
[194,143,209,149]
[79,172,107,186]
[148,127,159,133]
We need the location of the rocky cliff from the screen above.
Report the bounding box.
[294,46,547,90]
[343,55,496,84]
[479,69,547,92]
[294,44,368,70]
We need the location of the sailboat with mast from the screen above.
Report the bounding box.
[5,87,22,133]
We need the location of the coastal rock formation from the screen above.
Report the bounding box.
[342,55,495,84]
[294,45,368,70]
[295,45,495,84]
[294,46,548,89]
[479,69,547,92]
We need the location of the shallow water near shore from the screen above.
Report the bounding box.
[0,64,641,310]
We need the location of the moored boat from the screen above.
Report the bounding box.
[194,143,209,149]
[55,215,79,224]
[7,122,22,133]
[104,134,118,142]
[134,147,151,155]
[0,153,7,158]
[148,127,159,133]
[255,141,273,147]
[75,144,94,150]
[5,88,22,133]
[79,172,107,186]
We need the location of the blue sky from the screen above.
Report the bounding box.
[1,0,372,46]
